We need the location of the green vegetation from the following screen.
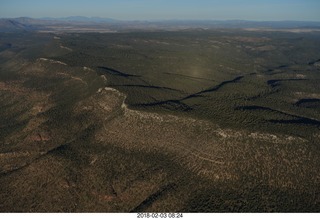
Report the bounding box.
[0,30,319,212]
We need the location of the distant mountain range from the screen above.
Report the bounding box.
[1,17,320,32]
[41,16,118,23]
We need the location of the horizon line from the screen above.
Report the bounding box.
[1,16,320,23]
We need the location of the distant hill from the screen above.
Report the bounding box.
[41,16,118,23]
[1,17,320,33]
[0,18,35,32]
[0,17,59,32]
[0,17,121,33]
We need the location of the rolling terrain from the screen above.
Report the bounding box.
[0,29,320,212]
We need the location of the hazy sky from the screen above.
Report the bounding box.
[1,0,320,21]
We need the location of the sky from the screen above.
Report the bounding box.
[0,0,320,21]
